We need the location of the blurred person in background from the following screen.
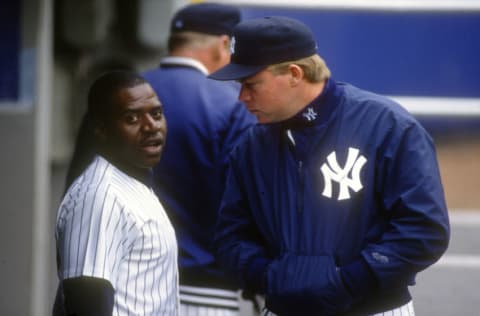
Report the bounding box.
[143,3,256,316]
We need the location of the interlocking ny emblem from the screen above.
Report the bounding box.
[302,107,318,121]
[230,36,236,54]
[320,147,367,200]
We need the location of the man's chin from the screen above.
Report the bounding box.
[140,155,161,168]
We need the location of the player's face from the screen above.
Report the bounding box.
[105,83,167,170]
[238,69,297,124]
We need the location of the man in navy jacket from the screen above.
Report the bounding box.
[209,16,450,316]
[143,3,256,315]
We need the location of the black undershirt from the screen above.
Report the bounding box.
[53,276,114,316]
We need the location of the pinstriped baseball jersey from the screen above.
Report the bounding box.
[56,155,179,316]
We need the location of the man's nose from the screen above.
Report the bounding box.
[142,114,160,131]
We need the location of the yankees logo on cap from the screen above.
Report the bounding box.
[230,36,236,54]
[170,3,241,36]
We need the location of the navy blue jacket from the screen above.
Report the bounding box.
[214,79,450,314]
[143,59,256,289]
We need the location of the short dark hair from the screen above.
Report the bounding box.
[87,70,147,124]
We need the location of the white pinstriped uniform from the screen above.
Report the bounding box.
[261,301,414,316]
[370,301,415,316]
[56,155,179,316]
[179,285,241,316]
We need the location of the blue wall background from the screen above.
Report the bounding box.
[240,7,480,98]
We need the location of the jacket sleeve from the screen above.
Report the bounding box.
[213,152,271,293]
[356,121,450,292]
[219,101,256,166]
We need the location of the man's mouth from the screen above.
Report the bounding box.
[140,138,164,154]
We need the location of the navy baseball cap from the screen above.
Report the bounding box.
[209,16,318,81]
[170,3,241,36]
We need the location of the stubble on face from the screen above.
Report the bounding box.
[106,84,167,172]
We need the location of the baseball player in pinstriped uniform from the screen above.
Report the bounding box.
[54,71,179,316]
[209,17,450,316]
[143,3,256,316]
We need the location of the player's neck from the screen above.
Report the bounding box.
[301,80,326,106]
[99,149,152,187]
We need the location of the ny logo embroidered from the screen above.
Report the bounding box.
[302,107,318,121]
[320,147,367,200]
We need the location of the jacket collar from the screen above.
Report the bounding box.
[159,56,209,75]
[281,78,341,130]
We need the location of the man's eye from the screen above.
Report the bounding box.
[125,113,139,123]
[244,81,258,90]
[151,109,163,119]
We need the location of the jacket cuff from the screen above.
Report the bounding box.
[245,257,270,293]
[339,257,377,298]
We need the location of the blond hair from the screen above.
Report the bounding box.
[268,54,331,83]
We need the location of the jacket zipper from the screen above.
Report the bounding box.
[286,129,305,213]
[297,160,304,212]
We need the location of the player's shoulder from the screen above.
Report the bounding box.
[229,123,276,158]
[144,65,203,81]
[340,82,420,128]
[57,157,119,219]
[340,82,400,109]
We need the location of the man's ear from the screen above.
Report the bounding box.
[217,35,231,62]
[219,34,230,52]
[288,64,304,87]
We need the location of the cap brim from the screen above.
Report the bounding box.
[208,63,265,81]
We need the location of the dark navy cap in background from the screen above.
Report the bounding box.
[209,16,318,80]
[170,3,241,36]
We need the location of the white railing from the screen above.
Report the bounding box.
[391,97,480,117]
[213,0,480,12]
